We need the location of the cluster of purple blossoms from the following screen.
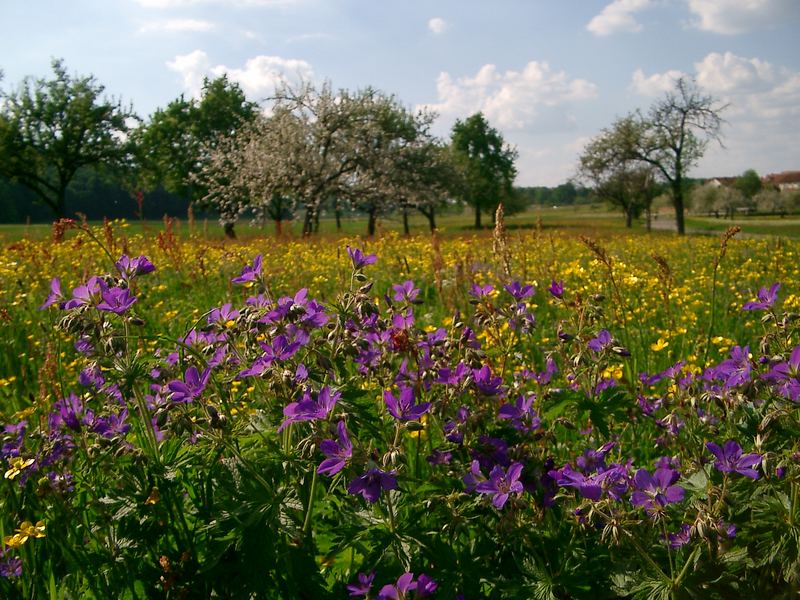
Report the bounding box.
[347,467,398,503]
[630,468,685,514]
[278,386,340,432]
[347,571,437,599]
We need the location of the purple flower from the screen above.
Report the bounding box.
[588,329,612,352]
[743,282,780,311]
[498,393,540,432]
[548,279,565,299]
[473,365,504,396]
[706,440,762,479]
[52,392,94,432]
[630,468,684,512]
[347,571,375,597]
[415,573,438,597]
[97,287,137,315]
[347,246,377,269]
[468,283,494,299]
[63,276,107,309]
[548,464,603,501]
[476,462,524,508]
[504,281,535,301]
[384,387,431,421]
[39,277,65,310]
[392,280,420,303]
[92,409,130,439]
[115,255,155,280]
[208,303,240,325]
[167,366,211,404]
[378,572,416,600]
[763,346,800,402]
[667,524,693,549]
[278,386,340,431]
[231,254,263,284]
[317,421,352,476]
[709,346,752,389]
[347,467,398,503]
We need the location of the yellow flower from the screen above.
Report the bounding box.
[650,338,669,352]
[4,457,34,480]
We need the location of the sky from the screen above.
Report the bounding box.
[1,0,798,186]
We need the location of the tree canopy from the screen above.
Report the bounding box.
[450,113,518,229]
[0,59,136,218]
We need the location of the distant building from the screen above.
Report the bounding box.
[763,171,800,192]
[705,177,737,188]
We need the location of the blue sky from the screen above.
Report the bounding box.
[1,0,798,186]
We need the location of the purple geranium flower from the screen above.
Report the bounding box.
[39,277,65,310]
[498,393,540,432]
[504,281,535,301]
[97,287,137,315]
[630,467,684,512]
[63,276,107,309]
[763,346,800,402]
[469,283,494,299]
[347,571,375,597]
[167,366,211,404]
[317,421,352,476]
[231,254,263,284]
[548,279,565,299]
[706,440,761,479]
[476,462,524,508]
[743,282,780,311]
[473,364,504,396]
[347,467,397,503]
[384,387,430,421]
[588,329,613,352]
[278,386,340,431]
[548,464,603,501]
[392,280,420,303]
[347,246,377,269]
[115,255,155,280]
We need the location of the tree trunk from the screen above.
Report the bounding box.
[367,208,377,237]
[335,208,342,232]
[223,222,236,239]
[303,207,314,237]
[427,207,436,232]
[625,210,633,228]
[314,208,321,233]
[274,218,282,236]
[402,206,410,235]
[672,178,685,235]
[474,204,482,229]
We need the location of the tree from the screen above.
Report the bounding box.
[578,121,659,228]
[0,59,136,218]
[200,82,449,236]
[450,113,518,229]
[133,75,258,236]
[614,78,726,234]
[735,169,762,200]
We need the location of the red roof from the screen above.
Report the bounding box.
[763,171,800,185]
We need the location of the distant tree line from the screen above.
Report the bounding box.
[0,60,525,234]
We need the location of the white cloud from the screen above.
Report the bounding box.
[166,49,212,98]
[630,68,687,96]
[166,50,314,100]
[428,17,448,34]
[421,61,597,130]
[138,19,215,33]
[694,52,776,93]
[687,0,800,34]
[587,0,653,36]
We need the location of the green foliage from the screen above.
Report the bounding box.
[0,59,136,217]
[450,113,518,228]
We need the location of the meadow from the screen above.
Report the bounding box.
[1,213,799,598]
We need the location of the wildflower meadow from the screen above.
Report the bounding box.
[2,218,800,598]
